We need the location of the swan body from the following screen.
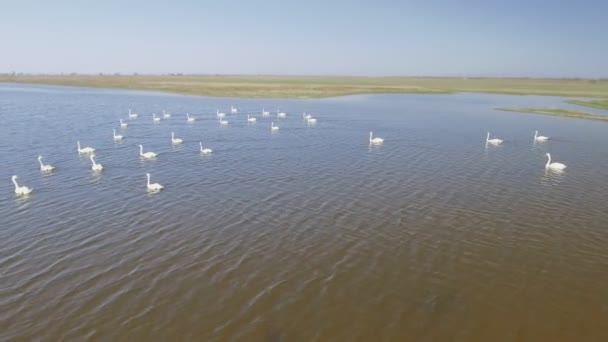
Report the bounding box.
[120,119,128,128]
[163,110,171,119]
[271,122,279,131]
[199,141,213,154]
[146,173,164,191]
[369,131,384,144]
[217,110,226,118]
[534,130,549,141]
[90,155,103,171]
[486,132,503,145]
[153,113,161,122]
[545,153,567,170]
[113,129,124,141]
[247,115,257,123]
[38,155,55,172]
[171,132,183,144]
[128,109,138,119]
[12,176,33,195]
[262,108,270,117]
[187,113,195,122]
[77,141,95,154]
[231,106,238,114]
[219,118,229,125]
[277,109,286,118]
[139,144,158,159]
[307,117,317,124]
[303,112,312,120]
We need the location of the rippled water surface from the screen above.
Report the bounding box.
[2,84,608,341]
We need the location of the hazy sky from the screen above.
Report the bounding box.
[2,0,607,77]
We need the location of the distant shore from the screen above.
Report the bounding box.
[495,107,608,122]
[1,74,607,99]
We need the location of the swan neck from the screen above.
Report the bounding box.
[12,177,19,188]
[546,154,551,167]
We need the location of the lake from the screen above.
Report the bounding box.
[1,84,608,341]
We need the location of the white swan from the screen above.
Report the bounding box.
[120,119,128,128]
[139,144,158,159]
[307,117,317,124]
[277,109,286,118]
[303,112,312,120]
[247,115,257,123]
[171,132,183,144]
[199,141,213,154]
[153,113,161,122]
[77,141,95,154]
[217,110,226,118]
[545,153,567,170]
[262,108,270,117]
[90,155,103,171]
[219,118,229,125]
[146,173,164,191]
[187,113,195,122]
[38,155,55,172]
[369,131,384,144]
[231,105,238,114]
[128,109,138,119]
[271,122,279,131]
[534,130,549,141]
[12,176,33,195]
[113,129,124,141]
[163,110,171,119]
[486,132,503,145]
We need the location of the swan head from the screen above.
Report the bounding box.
[38,155,43,161]
[546,153,551,157]
[146,173,150,177]
[12,175,18,181]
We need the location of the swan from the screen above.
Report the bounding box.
[113,129,124,141]
[307,117,317,124]
[486,132,503,145]
[231,105,238,114]
[38,155,55,172]
[128,109,138,119]
[163,110,171,119]
[171,132,183,144]
[219,118,229,125]
[303,112,312,120]
[262,108,270,116]
[247,115,257,123]
[139,144,158,159]
[77,141,95,154]
[545,153,567,170]
[271,122,279,131]
[534,130,549,141]
[146,173,164,191]
[120,119,128,128]
[277,109,286,118]
[199,141,213,154]
[90,155,103,171]
[217,110,226,118]
[12,176,33,195]
[153,113,161,122]
[369,131,384,144]
[187,113,195,122]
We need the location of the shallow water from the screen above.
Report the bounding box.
[1,84,608,341]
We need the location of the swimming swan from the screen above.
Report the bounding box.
[545,153,566,170]
[247,115,257,123]
[187,113,195,122]
[369,131,384,144]
[271,122,279,131]
[199,141,213,154]
[77,141,95,154]
[128,109,138,119]
[219,118,229,125]
[303,112,312,120]
[139,144,158,159]
[217,110,226,118]
[113,129,124,141]
[231,106,238,114]
[277,110,286,118]
[12,175,33,195]
[90,155,103,171]
[163,110,171,119]
[262,108,270,117]
[38,155,55,172]
[146,173,164,191]
[153,113,161,122]
[486,132,503,145]
[534,130,549,141]
[171,132,183,144]
[120,119,128,128]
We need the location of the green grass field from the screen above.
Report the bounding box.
[1,74,607,99]
[566,99,608,110]
[495,107,608,122]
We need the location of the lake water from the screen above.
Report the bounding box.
[2,84,608,341]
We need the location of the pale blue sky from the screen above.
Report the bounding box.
[2,0,607,77]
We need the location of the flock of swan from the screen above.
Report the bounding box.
[10,105,569,196]
[10,107,325,196]
[486,130,567,170]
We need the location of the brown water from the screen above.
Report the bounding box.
[2,84,608,341]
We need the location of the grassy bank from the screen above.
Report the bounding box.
[496,107,608,122]
[566,99,608,110]
[1,75,607,99]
